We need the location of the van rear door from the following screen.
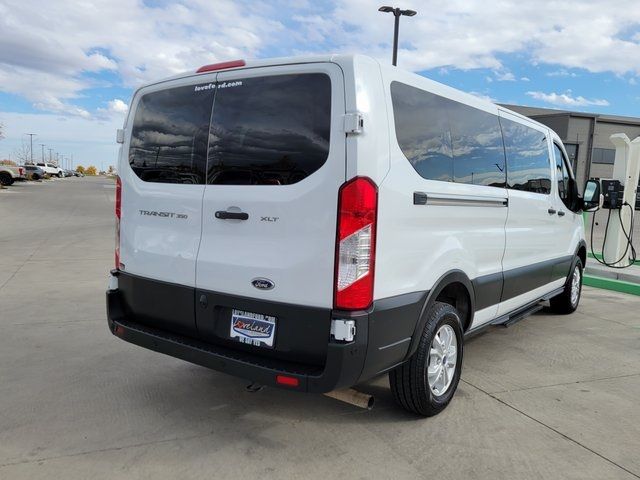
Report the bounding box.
[118,76,216,335]
[195,63,345,311]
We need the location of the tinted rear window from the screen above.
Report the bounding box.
[391,82,506,187]
[207,73,331,185]
[129,85,214,184]
[390,82,454,181]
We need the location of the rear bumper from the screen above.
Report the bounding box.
[106,273,426,393]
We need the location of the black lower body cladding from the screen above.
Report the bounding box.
[108,255,576,393]
[106,271,423,393]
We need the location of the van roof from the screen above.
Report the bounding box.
[143,54,355,88]
[135,53,546,133]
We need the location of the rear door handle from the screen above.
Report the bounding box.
[557,210,566,217]
[215,211,249,220]
[547,208,557,215]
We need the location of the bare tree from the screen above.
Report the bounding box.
[13,141,32,164]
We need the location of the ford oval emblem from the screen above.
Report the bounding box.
[252,278,275,290]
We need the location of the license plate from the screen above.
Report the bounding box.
[230,309,276,348]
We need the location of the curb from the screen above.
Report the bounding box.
[583,274,640,296]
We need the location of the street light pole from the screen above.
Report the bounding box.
[25,133,36,164]
[378,6,417,66]
[40,144,45,163]
[392,12,400,66]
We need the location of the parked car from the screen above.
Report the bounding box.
[22,164,46,180]
[74,171,85,177]
[0,165,26,185]
[36,162,64,178]
[106,55,589,416]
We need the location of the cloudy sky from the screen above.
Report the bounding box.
[0,0,639,168]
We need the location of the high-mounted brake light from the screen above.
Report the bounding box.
[334,177,378,310]
[115,175,122,269]
[196,59,246,73]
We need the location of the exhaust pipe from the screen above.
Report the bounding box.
[324,388,374,410]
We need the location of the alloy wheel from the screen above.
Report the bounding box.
[427,324,458,396]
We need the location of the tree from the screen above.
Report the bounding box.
[0,159,17,166]
[85,165,97,175]
[75,165,86,174]
[0,122,4,141]
[13,142,31,164]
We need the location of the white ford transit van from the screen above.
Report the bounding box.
[107,55,588,416]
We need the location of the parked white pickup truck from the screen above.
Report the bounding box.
[36,162,64,178]
[0,165,26,185]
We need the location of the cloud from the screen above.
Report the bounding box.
[292,0,640,74]
[469,91,497,103]
[95,98,129,120]
[526,90,610,107]
[106,99,128,115]
[0,0,286,117]
[494,71,516,82]
[1,0,640,119]
[546,69,578,77]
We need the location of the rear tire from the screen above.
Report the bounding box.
[58,171,64,178]
[549,257,583,314]
[0,172,14,186]
[389,301,463,417]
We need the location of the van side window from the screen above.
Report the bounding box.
[129,85,214,184]
[207,73,331,185]
[553,143,571,206]
[448,102,506,187]
[390,81,506,187]
[501,118,551,194]
[390,82,454,182]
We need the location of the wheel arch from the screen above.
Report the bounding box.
[576,240,587,268]
[403,270,475,362]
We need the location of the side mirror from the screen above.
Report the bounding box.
[582,179,601,212]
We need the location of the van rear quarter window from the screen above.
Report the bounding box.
[500,118,551,194]
[207,73,331,185]
[390,82,454,182]
[390,81,506,187]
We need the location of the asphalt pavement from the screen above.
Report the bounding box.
[1,177,639,479]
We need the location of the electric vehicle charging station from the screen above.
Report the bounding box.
[590,134,640,268]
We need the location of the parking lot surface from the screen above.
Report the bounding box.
[1,177,639,479]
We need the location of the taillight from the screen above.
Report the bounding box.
[115,176,122,269]
[334,177,378,310]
